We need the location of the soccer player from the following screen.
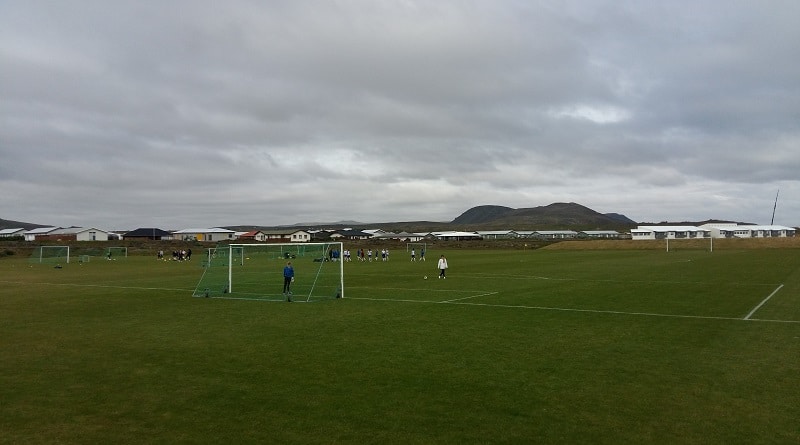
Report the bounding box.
[437,254,448,279]
[283,261,294,301]
[411,249,416,261]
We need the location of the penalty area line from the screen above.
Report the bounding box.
[347,296,800,324]
[441,291,499,303]
[744,284,784,320]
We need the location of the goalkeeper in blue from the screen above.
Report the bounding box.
[283,261,294,302]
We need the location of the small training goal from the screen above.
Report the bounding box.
[193,242,344,302]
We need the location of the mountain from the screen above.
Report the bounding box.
[4,203,637,233]
[451,202,636,229]
[448,205,514,225]
[604,213,637,225]
[0,217,50,230]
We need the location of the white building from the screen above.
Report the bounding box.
[534,230,579,239]
[173,228,236,242]
[70,227,111,241]
[0,228,25,238]
[260,229,312,242]
[631,226,710,240]
[21,227,112,241]
[476,230,519,240]
[700,223,795,238]
[24,227,59,241]
[434,231,483,241]
[579,230,621,239]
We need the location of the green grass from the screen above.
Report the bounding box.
[1,248,799,444]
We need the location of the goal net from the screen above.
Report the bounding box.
[406,242,428,259]
[29,246,70,264]
[193,242,344,302]
[104,247,128,259]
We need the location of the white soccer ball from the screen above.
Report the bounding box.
[424,276,428,280]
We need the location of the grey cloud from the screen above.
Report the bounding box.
[1,1,799,228]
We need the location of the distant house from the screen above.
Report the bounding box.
[313,229,372,241]
[372,231,425,242]
[700,223,795,238]
[0,228,25,238]
[172,228,236,242]
[477,230,519,240]
[579,230,621,239]
[37,227,111,241]
[361,229,386,238]
[24,227,59,241]
[124,228,173,240]
[631,226,709,240]
[237,230,267,242]
[434,231,482,241]
[260,229,312,243]
[534,230,578,239]
[336,229,373,240]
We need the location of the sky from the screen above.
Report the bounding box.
[2,1,799,230]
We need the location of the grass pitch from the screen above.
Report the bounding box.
[1,246,799,444]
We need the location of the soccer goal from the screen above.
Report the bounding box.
[29,246,70,264]
[193,242,344,302]
[104,247,128,260]
[406,242,428,260]
[406,242,428,251]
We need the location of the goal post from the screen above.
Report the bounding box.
[29,246,70,264]
[193,242,344,302]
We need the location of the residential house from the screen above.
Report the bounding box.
[631,226,709,240]
[700,223,795,238]
[372,231,425,242]
[261,229,312,243]
[24,227,58,241]
[476,230,519,240]
[534,230,579,239]
[237,230,267,242]
[37,227,111,241]
[328,229,373,240]
[434,231,482,241]
[123,228,173,240]
[579,230,621,239]
[172,228,236,242]
[0,228,26,238]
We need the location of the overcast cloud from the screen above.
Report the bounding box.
[2,1,798,229]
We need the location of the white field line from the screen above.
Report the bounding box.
[744,284,784,320]
[441,292,499,303]
[346,296,800,324]
[9,280,798,324]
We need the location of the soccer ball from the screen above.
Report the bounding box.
[424,276,428,280]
